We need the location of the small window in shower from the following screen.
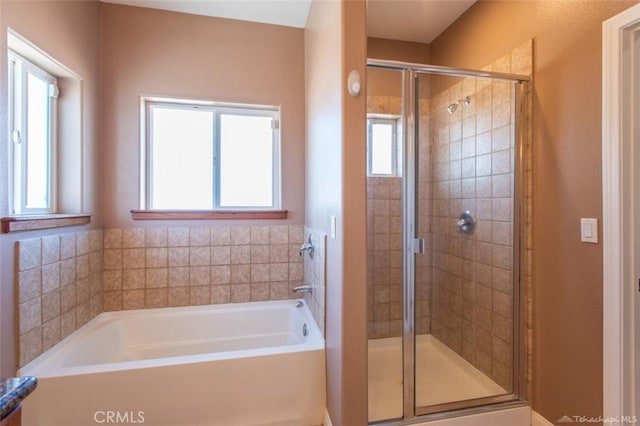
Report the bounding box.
[367,116,402,177]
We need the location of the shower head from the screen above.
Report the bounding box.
[446,96,472,114]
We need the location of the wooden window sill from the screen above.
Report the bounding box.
[131,210,288,220]
[1,213,91,233]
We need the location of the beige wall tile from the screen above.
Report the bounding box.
[123,269,145,289]
[230,265,251,284]
[104,270,123,291]
[103,290,122,311]
[42,318,61,352]
[42,263,60,293]
[211,246,230,265]
[145,288,168,308]
[77,232,90,255]
[230,284,250,303]
[250,245,270,264]
[189,266,210,286]
[19,239,42,271]
[168,227,189,247]
[104,228,123,249]
[20,327,42,367]
[123,290,145,309]
[211,226,231,246]
[123,248,145,269]
[123,228,145,248]
[76,254,89,280]
[60,308,77,338]
[211,266,231,285]
[189,286,210,305]
[168,287,189,307]
[211,285,230,304]
[146,248,168,268]
[168,247,189,267]
[18,268,41,303]
[250,226,270,244]
[189,247,210,266]
[190,227,211,246]
[251,283,269,301]
[42,236,61,265]
[230,226,250,245]
[145,227,167,247]
[230,245,250,264]
[146,268,168,288]
[19,298,42,334]
[103,249,123,270]
[169,267,189,287]
[60,233,77,260]
[269,226,289,244]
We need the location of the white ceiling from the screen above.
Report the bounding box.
[101,0,313,28]
[101,0,476,43]
[367,0,477,43]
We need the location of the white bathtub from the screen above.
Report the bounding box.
[19,300,326,426]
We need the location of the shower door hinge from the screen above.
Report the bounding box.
[413,238,425,254]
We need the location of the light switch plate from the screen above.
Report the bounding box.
[581,218,598,243]
[330,216,336,239]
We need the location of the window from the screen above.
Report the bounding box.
[9,51,58,214]
[367,116,401,177]
[143,98,280,210]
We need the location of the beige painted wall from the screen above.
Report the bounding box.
[100,4,305,228]
[305,0,367,423]
[0,0,102,377]
[428,0,639,423]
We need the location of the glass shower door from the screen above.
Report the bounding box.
[413,71,519,414]
[366,61,526,423]
[366,66,405,423]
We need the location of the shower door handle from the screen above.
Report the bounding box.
[413,238,425,254]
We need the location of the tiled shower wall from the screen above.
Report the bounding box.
[16,230,104,366]
[303,227,327,336]
[16,225,307,368]
[102,226,305,310]
[366,95,404,339]
[425,40,532,390]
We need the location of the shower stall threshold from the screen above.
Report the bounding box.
[368,334,507,422]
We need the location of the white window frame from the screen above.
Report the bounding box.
[8,50,58,215]
[140,97,281,210]
[367,114,401,177]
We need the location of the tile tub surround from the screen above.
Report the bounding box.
[16,230,104,367]
[102,225,305,311]
[303,228,326,336]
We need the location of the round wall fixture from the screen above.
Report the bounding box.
[457,211,476,234]
[347,69,361,97]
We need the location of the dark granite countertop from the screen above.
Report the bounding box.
[0,377,37,420]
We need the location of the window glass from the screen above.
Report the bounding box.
[150,106,214,209]
[219,114,273,207]
[145,99,280,210]
[367,116,401,177]
[9,51,57,214]
[370,122,394,175]
[25,72,51,209]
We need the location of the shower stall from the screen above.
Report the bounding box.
[366,58,530,423]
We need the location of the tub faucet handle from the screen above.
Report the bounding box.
[299,235,315,259]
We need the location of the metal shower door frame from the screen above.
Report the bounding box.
[368,59,530,424]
